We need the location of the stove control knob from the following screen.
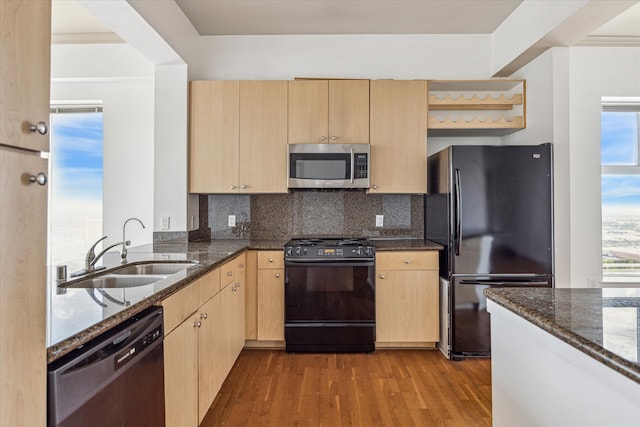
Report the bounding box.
[295,247,302,256]
[355,247,364,256]
[285,247,293,256]
[365,247,374,256]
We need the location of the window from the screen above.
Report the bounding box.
[601,97,640,279]
[48,105,104,266]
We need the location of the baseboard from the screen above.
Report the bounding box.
[375,342,437,349]
[244,340,286,349]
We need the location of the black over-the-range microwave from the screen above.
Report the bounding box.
[287,143,370,189]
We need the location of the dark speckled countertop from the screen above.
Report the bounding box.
[484,287,640,384]
[47,238,441,363]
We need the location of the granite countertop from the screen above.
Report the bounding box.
[484,287,640,384]
[47,238,441,363]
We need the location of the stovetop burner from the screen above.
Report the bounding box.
[297,238,324,246]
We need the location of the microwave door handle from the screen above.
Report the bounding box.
[350,148,355,183]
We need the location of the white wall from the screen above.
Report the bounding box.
[50,43,155,249]
[568,47,640,287]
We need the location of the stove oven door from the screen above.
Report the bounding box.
[284,260,376,352]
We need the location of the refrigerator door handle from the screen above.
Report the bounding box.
[459,280,550,287]
[454,168,462,256]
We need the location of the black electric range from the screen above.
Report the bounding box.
[284,238,376,353]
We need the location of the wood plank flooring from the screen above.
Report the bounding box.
[200,350,491,426]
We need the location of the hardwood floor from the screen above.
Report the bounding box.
[200,350,492,426]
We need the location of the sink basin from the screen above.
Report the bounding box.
[111,262,195,276]
[64,275,161,289]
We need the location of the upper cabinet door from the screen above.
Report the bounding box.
[288,80,328,144]
[239,81,288,193]
[370,80,428,194]
[0,0,51,153]
[188,81,240,193]
[328,80,369,144]
[288,79,370,144]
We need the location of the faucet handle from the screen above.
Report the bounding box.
[87,236,108,259]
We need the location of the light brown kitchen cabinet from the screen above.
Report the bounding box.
[288,79,369,144]
[188,80,288,193]
[257,251,285,341]
[164,311,199,427]
[239,81,288,193]
[0,2,50,426]
[163,266,244,426]
[188,80,239,193]
[375,251,439,347]
[369,80,428,194]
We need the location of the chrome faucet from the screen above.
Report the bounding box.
[121,217,145,263]
[70,236,128,277]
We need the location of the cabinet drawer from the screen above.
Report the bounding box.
[199,268,221,302]
[257,251,284,269]
[221,253,247,288]
[376,251,438,271]
[163,281,201,335]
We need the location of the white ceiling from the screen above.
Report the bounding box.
[52,0,640,43]
[174,0,523,36]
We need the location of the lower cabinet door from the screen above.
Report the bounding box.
[257,269,285,341]
[198,295,224,423]
[164,312,199,427]
[376,270,439,343]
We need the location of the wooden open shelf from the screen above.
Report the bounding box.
[428,80,526,136]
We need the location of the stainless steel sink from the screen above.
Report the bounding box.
[61,261,198,289]
[111,262,195,276]
[64,275,161,289]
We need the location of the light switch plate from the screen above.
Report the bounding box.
[161,216,170,230]
[228,215,236,227]
[376,214,384,227]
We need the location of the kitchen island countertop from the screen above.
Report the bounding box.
[484,287,640,384]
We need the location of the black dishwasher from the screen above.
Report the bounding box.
[48,306,165,427]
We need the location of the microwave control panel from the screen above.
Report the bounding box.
[354,154,368,178]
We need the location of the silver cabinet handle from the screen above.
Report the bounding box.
[372,185,378,189]
[194,321,202,328]
[331,136,337,140]
[241,184,248,189]
[404,260,410,264]
[227,271,233,276]
[230,185,236,190]
[239,263,245,268]
[29,121,48,135]
[275,273,280,278]
[200,313,208,319]
[29,172,48,186]
[320,136,327,140]
[268,258,274,263]
[379,274,385,279]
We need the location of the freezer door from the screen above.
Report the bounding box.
[452,276,552,357]
[451,144,553,276]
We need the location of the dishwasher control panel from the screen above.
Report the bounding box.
[115,324,162,371]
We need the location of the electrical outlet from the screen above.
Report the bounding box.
[161,216,170,230]
[376,215,384,227]
[228,215,236,227]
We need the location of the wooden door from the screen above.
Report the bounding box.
[288,79,328,144]
[328,80,370,144]
[257,269,285,341]
[239,81,288,193]
[375,270,439,343]
[164,312,199,427]
[0,147,48,427]
[0,0,51,153]
[370,80,428,193]
[188,80,240,193]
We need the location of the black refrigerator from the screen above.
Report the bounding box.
[425,144,554,360]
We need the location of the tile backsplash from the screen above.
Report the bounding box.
[191,191,424,241]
